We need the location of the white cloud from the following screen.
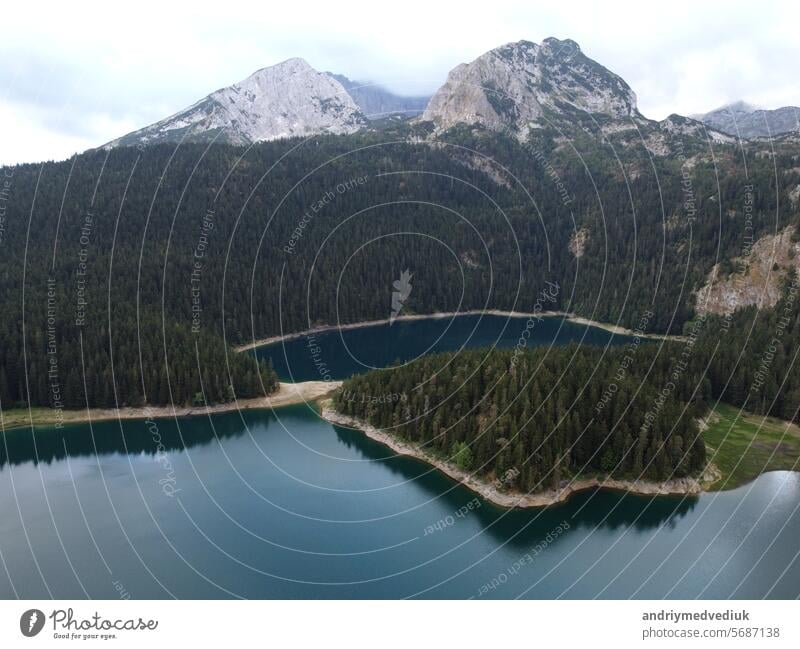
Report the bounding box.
[0,102,95,165]
[1,0,798,163]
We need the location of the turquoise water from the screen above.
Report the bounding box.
[2,316,799,599]
[1,407,799,599]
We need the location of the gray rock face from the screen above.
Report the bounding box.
[659,113,733,143]
[695,226,800,316]
[329,74,430,119]
[104,58,367,147]
[420,38,638,136]
[697,101,800,138]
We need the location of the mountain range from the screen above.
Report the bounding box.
[103,38,798,150]
[695,101,800,138]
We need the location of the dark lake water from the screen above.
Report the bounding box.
[254,314,631,381]
[2,315,799,599]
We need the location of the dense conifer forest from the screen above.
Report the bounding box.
[0,124,798,408]
[334,343,709,490]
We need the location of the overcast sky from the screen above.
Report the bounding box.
[1,0,797,165]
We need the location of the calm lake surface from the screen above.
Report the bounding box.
[254,314,631,381]
[2,315,799,598]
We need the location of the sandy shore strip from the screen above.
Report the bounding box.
[235,310,683,352]
[320,402,720,509]
[2,381,341,431]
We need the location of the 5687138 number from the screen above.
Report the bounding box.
[729,627,780,638]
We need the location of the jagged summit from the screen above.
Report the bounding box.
[104,58,367,147]
[420,37,639,136]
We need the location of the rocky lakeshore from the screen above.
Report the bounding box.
[320,402,720,508]
[235,310,681,352]
[2,381,341,431]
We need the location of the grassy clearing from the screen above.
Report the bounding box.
[702,402,800,490]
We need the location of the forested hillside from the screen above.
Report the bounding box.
[0,123,797,408]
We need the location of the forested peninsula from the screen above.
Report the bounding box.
[332,345,708,496]
[330,285,800,501]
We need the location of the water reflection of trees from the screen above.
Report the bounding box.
[334,422,699,551]
[0,409,273,468]
[480,489,699,549]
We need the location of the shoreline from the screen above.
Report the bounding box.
[4,310,680,434]
[235,310,683,352]
[319,402,721,509]
[0,308,676,433]
[1,381,341,431]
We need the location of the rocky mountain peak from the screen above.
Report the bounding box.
[541,37,581,56]
[420,37,638,137]
[104,57,367,148]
